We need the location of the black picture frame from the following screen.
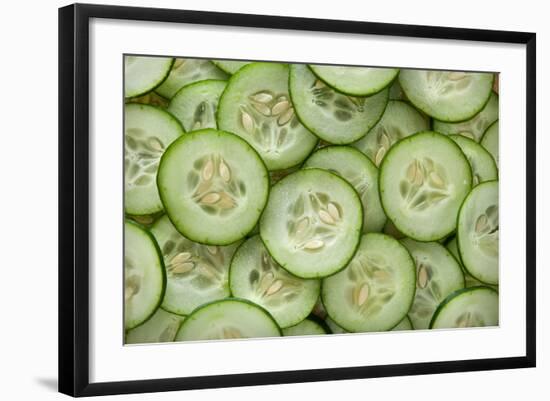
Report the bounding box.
[58,3,536,397]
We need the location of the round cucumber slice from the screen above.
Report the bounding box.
[126,308,185,344]
[447,236,498,289]
[157,129,269,245]
[289,64,388,144]
[283,318,328,336]
[322,233,416,332]
[399,70,494,122]
[352,100,430,167]
[168,80,227,132]
[392,316,413,331]
[260,169,363,278]
[229,236,320,328]
[481,120,499,167]
[124,56,174,98]
[430,286,499,329]
[303,146,386,233]
[450,135,498,185]
[401,238,465,329]
[217,63,318,170]
[150,215,240,315]
[309,64,399,96]
[433,91,499,141]
[212,60,251,74]
[457,181,499,285]
[155,58,228,99]
[175,299,281,341]
[379,131,472,241]
[124,220,166,330]
[125,104,184,215]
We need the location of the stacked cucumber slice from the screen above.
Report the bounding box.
[124,56,499,344]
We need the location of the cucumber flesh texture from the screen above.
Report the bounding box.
[126,308,185,344]
[127,92,170,109]
[447,236,498,289]
[379,131,472,241]
[217,63,318,170]
[430,286,498,329]
[125,56,173,98]
[260,169,363,279]
[322,233,416,332]
[212,60,251,74]
[175,299,281,341]
[392,316,413,331]
[399,70,494,122]
[125,104,184,215]
[450,135,498,185]
[289,64,388,144]
[168,80,227,132]
[433,92,499,142]
[150,215,239,315]
[157,129,269,245]
[230,236,320,328]
[457,181,499,285]
[282,318,328,336]
[401,238,465,329]
[481,120,499,167]
[155,59,228,99]
[124,221,166,330]
[353,100,430,167]
[309,65,399,96]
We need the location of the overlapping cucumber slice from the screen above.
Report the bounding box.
[481,120,499,167]
[126,308,185,344]
[212,60,251,74]
[450,135,498,185]
[124,56,174,98]
[283,318,328,336]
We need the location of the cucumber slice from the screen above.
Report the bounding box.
[379,131,472,241]
[156,59,228,99]
[217,63,318,170]
[124,220,166,330]
[212,60,251,74]
[150,215,240,315]
[125,104,184,215]
[127,92,170,109]
[481,120,499,167]
[392,316,413,331]
[430,286,499,329]
[124,56,174,98]
[126,308,185,344]
[157,129,269,245]
[260,169,363,278]
[175,299,281,341]
[168,80,227,132]
[447,236,498,289]
[289,64,388,144]
[283,318,328,336]
[399,70,494,122]
[449,135,498,185]
[457,181,499,285]
[309,65,399,96]
[433,92,499,141]
[352,100,430,167]
[322,233,416,332]
[303,146,386,233]
[401,238,465,329]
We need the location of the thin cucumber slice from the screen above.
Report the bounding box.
[433,92,499,141]
[457,181,499,285]
[156,59,228,99]
[289,64,388,144]
[229,236,320,328]
[401,238,465,329]
[352,100,430,167]
[283,318,328,336]
[449,135,498,185]
[127,92,170,109]
[124,56,174,98]
[309,64,399,96]
[392,316,413,331]
[260,169,363,278]
[151,215,240,315]
[125,104,184,215]
[399,70,494,122]
[322,233,416,332]
[447,236,498,289]
[481,120,499,167]
[212,60,251,74]
[175,299,281,341]
[124,220,166,330]
[217,63,318,170]
[168,80,227,132]
[126,308,185,344]
[379,131,472,241]
[430,286,499,329]
[157,129,269,245]
[303,146,386,233]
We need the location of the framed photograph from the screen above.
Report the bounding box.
[58,3,536,397]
